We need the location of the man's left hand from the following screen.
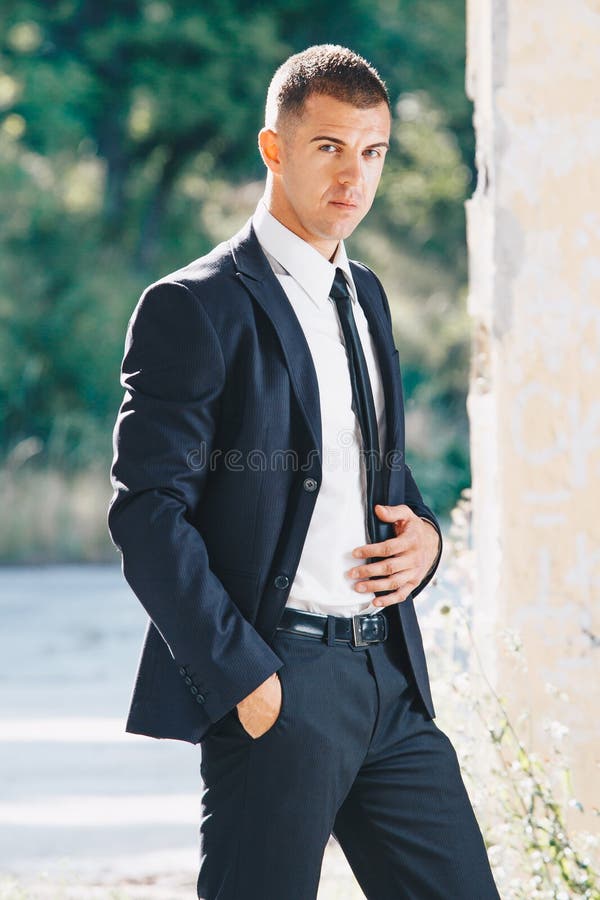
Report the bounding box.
[346,504,441,606]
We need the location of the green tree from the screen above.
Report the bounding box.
[0,0,474,554]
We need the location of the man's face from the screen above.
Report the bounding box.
[263,93,391,256]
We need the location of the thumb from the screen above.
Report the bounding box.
[375,503,411,520]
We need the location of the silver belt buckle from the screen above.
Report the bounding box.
[352,614,369,647]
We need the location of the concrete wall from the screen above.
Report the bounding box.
[465,0,600,819]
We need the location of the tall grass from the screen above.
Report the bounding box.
[0,455,114,563]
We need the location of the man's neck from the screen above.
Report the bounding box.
[260,189,339,261]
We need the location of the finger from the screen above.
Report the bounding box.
[347,555,412,582]
[374,503,414,521]
[355,571,416,596]
[372,579,418,606]
[351,533,414,560]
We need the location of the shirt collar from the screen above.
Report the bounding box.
[252,198,357,309]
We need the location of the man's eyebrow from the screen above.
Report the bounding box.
[309,135,390,149]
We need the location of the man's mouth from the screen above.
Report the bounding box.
[329,200,359,209]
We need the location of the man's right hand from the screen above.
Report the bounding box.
[236,672,282,739]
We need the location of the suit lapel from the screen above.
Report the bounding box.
[231,220,323,468]
[230,220,403,500]
[350,263,404,457]
[351,263,404,504]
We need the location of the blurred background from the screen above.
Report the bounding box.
[0,0,472,564]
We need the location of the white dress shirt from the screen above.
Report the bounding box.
[252,199,386,617]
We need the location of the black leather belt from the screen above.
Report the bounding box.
[276,605,389,647]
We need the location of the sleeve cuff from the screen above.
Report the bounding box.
[407,515,442,601]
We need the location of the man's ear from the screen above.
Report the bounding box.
[258,127,283,174]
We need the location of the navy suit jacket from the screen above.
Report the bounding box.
[108,218,443,744]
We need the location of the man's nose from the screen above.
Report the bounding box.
[337,155,362,186]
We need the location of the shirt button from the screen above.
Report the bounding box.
[178,666,187,676]
[303,477,318,492]
[196,694,205,704]
[190,685,198,695]
[274,574,290,590]
[185,676,193,686]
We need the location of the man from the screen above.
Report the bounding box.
[108,44,499,900]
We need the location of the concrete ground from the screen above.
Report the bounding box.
[0,565,364,899]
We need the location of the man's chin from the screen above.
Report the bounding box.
[317,219,360,242]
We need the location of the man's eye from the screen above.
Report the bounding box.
[364,149,381,159]
[319,144,338,153]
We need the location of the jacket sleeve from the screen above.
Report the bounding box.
[108,280,283,724]
[404,465,443,600]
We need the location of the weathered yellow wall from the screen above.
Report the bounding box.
[466,0,600,819]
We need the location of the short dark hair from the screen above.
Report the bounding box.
[265,44,390,128]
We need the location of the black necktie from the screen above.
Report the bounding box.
[330,268,392,564]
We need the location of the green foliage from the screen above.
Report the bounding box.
[0,0,475,557]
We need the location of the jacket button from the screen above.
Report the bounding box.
[303,477,318,492]
[190,685,198,695]
[274,574,290,590]
[178,666,187,676]
[185,676,193,685]
[196,693,205,704]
